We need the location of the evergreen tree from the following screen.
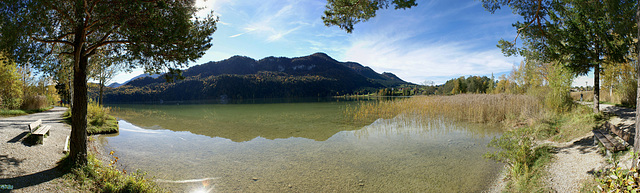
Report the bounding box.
[0,0,217,165]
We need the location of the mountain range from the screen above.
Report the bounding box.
[99,53,410,102]
[107,73,161,88]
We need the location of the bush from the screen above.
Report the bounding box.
[21,95,48,110]
[484,127,554,192]
[1,97,22,110]
[61,152,164,192]
[64,100,118,134]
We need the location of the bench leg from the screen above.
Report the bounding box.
[36,135,44,145]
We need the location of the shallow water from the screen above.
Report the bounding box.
[101,101,504,192]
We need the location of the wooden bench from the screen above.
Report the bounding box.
[593,129,626,155]
[28,119,51,144]
[602,121,631,144]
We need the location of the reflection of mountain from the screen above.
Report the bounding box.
[110,103,367,142]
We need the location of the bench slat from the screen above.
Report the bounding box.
[604,122,631,143]
[29,119,42,132]
[601,131,625,151]
[593,130,616,151]
[33,125,50,135]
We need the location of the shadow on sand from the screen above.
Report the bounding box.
[0,164,67,193]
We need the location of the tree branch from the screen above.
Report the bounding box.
[86,26,119,54]
[45,1,75,25]
[31,37,74,47]
[86,40,131,56]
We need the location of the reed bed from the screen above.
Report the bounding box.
[347,94,543,124]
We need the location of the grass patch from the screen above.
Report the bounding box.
[484,127,555,192]
[63,101,119,135]
[534,104,603,142]
[59,152,164,192]
[0,106,54,117]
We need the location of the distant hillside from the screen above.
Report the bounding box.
[107,73,162,88]
[101,53,410,102]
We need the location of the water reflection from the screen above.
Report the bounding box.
[109,102,365,142]
[356,114,503,140]
[101,102,504,192]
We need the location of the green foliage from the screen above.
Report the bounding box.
[322,0,417,33]
[596,166,640,192]
[438,75,492,95]
[60,152,164,192]
[0,54,23,109]
[0,0,218,164]
[484,127,555,192]
[64,100,119,135]
[543,63,575,113]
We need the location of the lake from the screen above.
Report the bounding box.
[101,99,504,192]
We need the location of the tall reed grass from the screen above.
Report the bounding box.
[347,94,542,124]
[20,95,48,110]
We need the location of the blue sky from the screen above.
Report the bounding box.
[114,0,594,86]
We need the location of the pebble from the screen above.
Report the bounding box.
[252,177,259,181]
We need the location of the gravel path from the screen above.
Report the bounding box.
[545,103,636,192]
[0,107,76,193]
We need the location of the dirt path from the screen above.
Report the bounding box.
[0,107,76,192]
[545,103,636,192]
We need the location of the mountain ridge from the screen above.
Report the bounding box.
[101,53,410,102]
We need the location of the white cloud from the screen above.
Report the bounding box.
[229,0,317,43]
[343,31,519,84]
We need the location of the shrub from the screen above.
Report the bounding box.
[21,95,48,110]
[484,127,554,192]
[64,100,118,134]
[61,152,164,192]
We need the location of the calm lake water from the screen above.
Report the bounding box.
[101,99,504,192]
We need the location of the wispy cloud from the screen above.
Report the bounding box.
[228,0,318,42]
[343,29,519,84]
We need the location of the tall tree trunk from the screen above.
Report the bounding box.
[70,53,88,166]
[594,64,600,113]
[99,78,104,105]
[69,0,88,166]
[634,0,640,169]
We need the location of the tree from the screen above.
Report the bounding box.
[89,51,124,105]
[481,0,635,113]
[0,53,23,109]
[0,0,217,165]
[323,0,417,33]
[481,0,639,167]
[635,0,640,170]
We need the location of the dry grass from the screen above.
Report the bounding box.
[21,95,48,110]
[347,94,543,124]
[570,91,620,104]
